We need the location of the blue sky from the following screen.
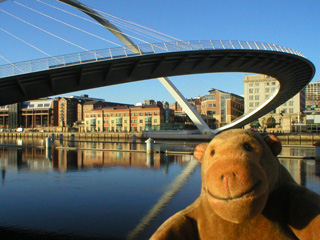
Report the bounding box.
[0,0,319,104]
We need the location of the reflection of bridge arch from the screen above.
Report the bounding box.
[0,43,315,130]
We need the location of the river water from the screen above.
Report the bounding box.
[0,138,319,239]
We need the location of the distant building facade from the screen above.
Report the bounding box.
[0,99,58,129]
[58,97,80,127]
[84,104,173,132]
[0,105,9,128]
[200,89,244,128]
[305,80,320,109]
[243,74,305,132]
[21,99,58,128]
[169,97,201,116]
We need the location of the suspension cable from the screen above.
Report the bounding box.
[55,0,154,45]
[0,51,25,74]
[38,0,166,43]
[50,0,191,50]
[0,8,92,53]
[14,0,122,47]
[92,6,182,42]
[0,26,64,64]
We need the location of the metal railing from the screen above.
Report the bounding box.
[0,40,304,78]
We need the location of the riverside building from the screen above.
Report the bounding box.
[243,74,305,132]
[200,89,244,128]
[84,104,174,133]
[305,80,320,109]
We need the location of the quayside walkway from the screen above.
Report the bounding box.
[1,131,320,144]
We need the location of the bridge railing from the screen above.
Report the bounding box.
[0,40,303,78]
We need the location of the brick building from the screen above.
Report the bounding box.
[200,89,244,128]
[84,104,173,132]
[21,99,58,128]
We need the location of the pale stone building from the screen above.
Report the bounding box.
[243,74,305,132]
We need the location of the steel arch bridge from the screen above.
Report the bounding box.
[0,40,315,131]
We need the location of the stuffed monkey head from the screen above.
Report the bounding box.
[194,129,282,224]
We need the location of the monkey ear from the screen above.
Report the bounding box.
[193,143,208,163]
[263,135,282,156]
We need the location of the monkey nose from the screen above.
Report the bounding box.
[221,172,237,181]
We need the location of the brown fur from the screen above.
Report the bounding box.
[151,129,320,240]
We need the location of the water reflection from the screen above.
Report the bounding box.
[0,140,198,174]
[0,140,319,239]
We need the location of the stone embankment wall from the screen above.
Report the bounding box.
[0,132,142,141]
[276,134,320,145]
[0,132,320,144]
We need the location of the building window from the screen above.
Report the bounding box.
[254,88,259,93]
[255,95,259,100]
[249,95,253,100]
[249,88,254,93]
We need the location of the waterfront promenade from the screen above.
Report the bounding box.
[1,131,320,144]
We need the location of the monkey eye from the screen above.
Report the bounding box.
[210,149,215,156]
[244,143,253,152]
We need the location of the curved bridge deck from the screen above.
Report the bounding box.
[0,40,315,130]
